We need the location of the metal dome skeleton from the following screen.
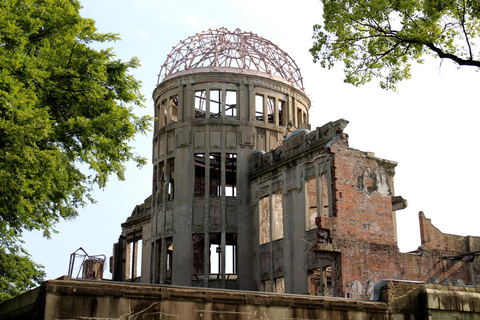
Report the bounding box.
[157,28,305,91]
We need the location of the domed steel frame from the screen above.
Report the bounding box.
[157,28,305,91]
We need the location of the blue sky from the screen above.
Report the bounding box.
[23,0,480,280]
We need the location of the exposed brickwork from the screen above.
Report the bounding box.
[252,119,480,299]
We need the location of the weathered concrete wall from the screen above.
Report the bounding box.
[4,279,480,320]
[0,279,388,320]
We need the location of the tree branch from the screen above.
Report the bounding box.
[425,42,480,67]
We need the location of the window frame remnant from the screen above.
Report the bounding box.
[168,95,178,124]
[225,90,237,118]
[125,230,143,280]
[255,94,264,121]
[167,158,175,201]
[165,237,173,283]
[194,153,206,197]
[259,195,271,245]
[209,153,221,197]
[308,266,333,297]
[194,90,207,117]
[272,191,283,241]
[210,89,222,118]
[267,97,275,123]
[278,99,285,126]
[306,159,333,230]
[225,153,237,197]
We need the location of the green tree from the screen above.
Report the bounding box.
[0,0,150,301]
[310,0,480,90]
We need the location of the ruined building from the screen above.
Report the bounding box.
[111,28,480,300]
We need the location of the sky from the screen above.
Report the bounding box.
[23,0,480,280]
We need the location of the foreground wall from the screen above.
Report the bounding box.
[3,279,480,320]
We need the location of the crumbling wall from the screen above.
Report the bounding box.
[252,119,480,300]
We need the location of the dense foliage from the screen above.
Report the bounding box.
[0,0,150,301]
[311,0,480,90]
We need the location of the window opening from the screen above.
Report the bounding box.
[154,240,161,284]
[160,99,167,127]
[259,196,270,245]
[153,165,158,205]
[167,158,174,201]
[225,153,237,197]
[168,95,178,124]
[155,103,160,131]
[307,177,317,230]
[303,111,307,125]
[210,89,221,117]
[321,173,330,217]
[261,280,272,292]
[324,266,333,296]
[195,90,206,117]
[308,266,333,296]
[192,234,205,278]
[157,162,164,204]
[278,100,285,125]
[275,277,285,293]
[209,233,237,278]
[255,94,264,121]
[225,90,237,117]
[225,233,237,276]
[131,239,142,279]
[126,231,142,280]
[267,97,275,123]
[194,154,206,197]
[297,108,303,126]
[272,192,283,240]
[209,153,221,196]
[209,233,221,276]
[166,237,173,283]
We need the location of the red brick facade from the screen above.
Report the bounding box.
[312,131,480,299]
[252,119,480,299]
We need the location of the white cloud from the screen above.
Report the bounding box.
[136,30,152,40]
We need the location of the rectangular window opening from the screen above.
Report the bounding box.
[157,162,164,205]
[307,177,317,230]
[272,192,283,240]
[225,153,237,197]
[267,97,275,123]
[225,233,237,276]
[259,196,270,245]
[308,266,333,296]
[261,280,272,292]
[210,90,221,118]
[192,234,205,278]
[127,236,143,280]
[278,100,285,125]
[160,99,167,127]
[168,95,178,124]
[209,233,221,276]
[209,233,237,277]
[225,90,237,117]
[194,154,206,197]
[297,108,303,126]
[255,94,264,121]
[209,153,221,197]
[274,277,285,293]
[166,237,173,283]
[321,173,330,217]
[153,165,158,205]
[167,158,174,201]
[136,239,143,278]
[195,90,206,117]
